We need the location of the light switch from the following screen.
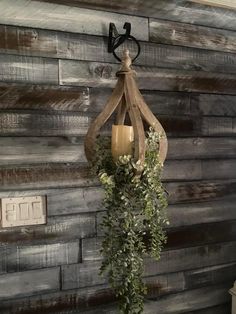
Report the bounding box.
[0,196,46,228]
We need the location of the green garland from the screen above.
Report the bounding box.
[91,129,169,314]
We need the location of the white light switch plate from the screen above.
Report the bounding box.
[0,196,46,228]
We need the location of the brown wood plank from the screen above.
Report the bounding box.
[0,164,95,190]
[33,0,236,31]
[166,180,236,204]
[0,83,89,111]
[0,54,58,84]
[150,19,236,53]
[1,25,236,75]
[0,213,95,245]
[166,220,236,249]
[1,83,236,118]
[0,1,148,40]
[6,241,80,272]
[0,267,60,300]
[60,60,236,94]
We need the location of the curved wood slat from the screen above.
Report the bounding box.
[134,84,168,164]
[84,76,124,161]
[115,96,127,125]
[124,75,146,165]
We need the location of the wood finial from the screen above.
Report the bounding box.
[120,49,132,72]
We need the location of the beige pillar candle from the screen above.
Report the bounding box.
[112,125,134,161]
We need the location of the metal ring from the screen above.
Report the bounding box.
[112,34,141,63]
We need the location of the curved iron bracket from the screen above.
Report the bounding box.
[108,22,140,62]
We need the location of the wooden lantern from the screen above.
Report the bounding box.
[84,49,168,166]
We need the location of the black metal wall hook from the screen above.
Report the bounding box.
[108,22,141,63]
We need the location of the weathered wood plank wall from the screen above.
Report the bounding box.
[0,0,235,313]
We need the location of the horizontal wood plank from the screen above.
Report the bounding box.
[1,25,236,74]
[166,179,236,204]
[0,0,148,40]
[82,239,236,277]
[60,60,236,94]
[150,19,236,53]
[0,54,58,84]
[0,137,235,166]
[0,83,89,111]
[33,0,236,31]
[0,111,234,137]
[0,267,60,300]
[0,213,95,244]
[5,241,80,272]
[0,159,235,190]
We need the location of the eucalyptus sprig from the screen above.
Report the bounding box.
[91,128,169,314]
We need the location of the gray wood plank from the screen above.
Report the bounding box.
[202,159,236,180]
[47,186,103,216]
[2,25,236,75]
[1,137,235,166]
[191,93,236,117]
[0,213,95,245]
[0,0,148,40]
[168,198,236,228]
[1,159,235,191]
[0,178,234,205]
[0,137,86,165]
[0,54,58,84]
[150,19,236,53]
[168,137,236,159]
[0,267,60,300]
[6,241,80,272]
[82,239,236,276]
[61,260,107,290]
[60,60,236,94]
[33,0,236,31]
[143,284,231,314]
[0,160,204,191]
[0,83,89,111]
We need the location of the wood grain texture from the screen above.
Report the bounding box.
[33,0,236,31]
[0,54,58,84]
[150,19,236,53]
[1,25,236,75]
[0,0,148,40]
[0,283,231,314]
[0,111,197,137]
[0,164,95,190]
[166,179,236,204]
[0,83,89,111]
[0,111,234,137]
[0,267,60,300]
[0,213,95,244]
[5,241,80,272]
[0,159,235,190]
[60,60,236,94]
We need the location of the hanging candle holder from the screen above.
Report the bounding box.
[84,23,168,168]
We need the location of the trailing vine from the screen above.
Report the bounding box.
[90,128,169,314]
